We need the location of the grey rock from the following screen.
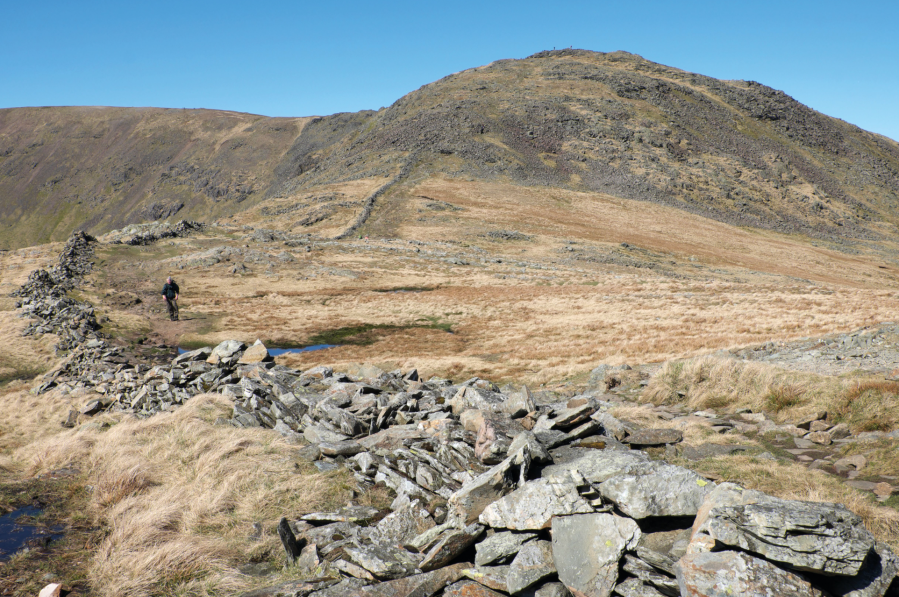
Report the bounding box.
[675,550,826,596]
[691,482,776,538]
[699,498,876,576]
[343,544,420,580]
[371,499,435,548]
[480,479,593,530]
[827,542,899,597]
[590,411,632,441]
[449,387,505,414]
[306,577,371,597]
[462,566,511,592]
[623,428,683,446]
[502,386,537,418]
[355,563,468,597]
[475,531,538,566]
[521,582,572,597]
[301,506,381,525]
[552,513,641,597]
[210,339,246,360]
[443,580,506,596]
[677,443,749,461]
[419,522,484,571]
[599,461,715,519]
[508,431,552,464]
[541,448,649,483]
[621,554,678,596]
[304,424,350,444]
[612,578,667,597]
[447,445,532,525]
[319,440,365,457]
[507,540,557,595]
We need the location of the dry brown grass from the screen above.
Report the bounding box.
[695,455,899,552]
[8,393,360,597]
[641,356,899,434]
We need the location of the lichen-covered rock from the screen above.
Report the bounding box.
[475,531,538,566]
[447,445,532,525]
[343,544,420,580]
[462,566,512,592]
[479,479,593,530]
[552,513,641,597]
[443,580,506,596]
[826,542,899,597]
[419,523,484,571]
[370,499,435,548]
[675,550,826,596]
[507,540,557,595]
[541,449,649,483]
[698,499,876,576]
[598,461,715,519]
[355,563,468,597]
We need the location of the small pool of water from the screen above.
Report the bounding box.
[0,505,65,561]
[177,344,339,356]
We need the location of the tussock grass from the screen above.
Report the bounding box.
[11,393,359,597]
[639,356,897,428]
[833,380,899,432]
[695,455,899,552]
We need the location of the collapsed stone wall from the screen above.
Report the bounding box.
[12,237,899,597]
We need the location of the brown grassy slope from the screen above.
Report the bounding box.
[87,219,899,385]
[0,107,312,248]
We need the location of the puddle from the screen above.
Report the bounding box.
[177,344,339,356]
[0,505,65,561]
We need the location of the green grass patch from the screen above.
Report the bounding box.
[306,318,454,347]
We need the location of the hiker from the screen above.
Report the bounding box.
[161,276,180,321]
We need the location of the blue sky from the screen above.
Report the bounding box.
[3,0,897,141]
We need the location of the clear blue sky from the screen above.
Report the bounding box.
[3,0,897,142]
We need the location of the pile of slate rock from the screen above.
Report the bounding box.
[12,231,100,353]
[170,340,892,597]
[14,236,899,597]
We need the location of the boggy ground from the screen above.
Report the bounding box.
[1,200,899,595]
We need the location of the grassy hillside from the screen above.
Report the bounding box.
[2,50,899,249]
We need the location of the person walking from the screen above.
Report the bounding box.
[162,276,180,321]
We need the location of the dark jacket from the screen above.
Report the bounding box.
[162,281,180,300]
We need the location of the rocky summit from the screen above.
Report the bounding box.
[13,235,899,597]
[2,50,899,249]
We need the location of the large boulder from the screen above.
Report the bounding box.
[698,499,876,576]
[598,461,715,519]
[676,550,826,596]
[552,513,641,597]
[541,449,649,483]
[479,479,593,530]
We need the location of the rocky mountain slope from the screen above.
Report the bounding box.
[3,50,899,249]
